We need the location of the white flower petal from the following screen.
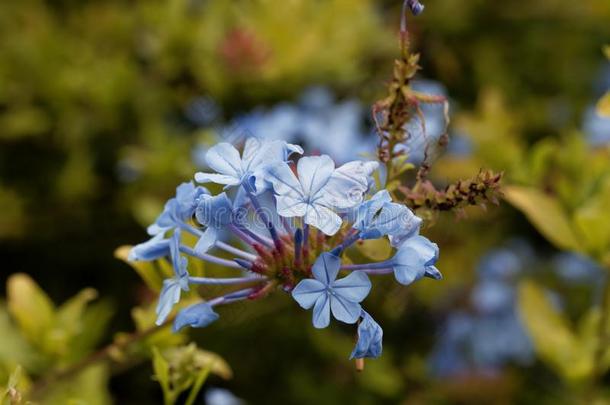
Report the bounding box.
[304,204,342,236]
[296,155,335,198]
[205,143,243,178]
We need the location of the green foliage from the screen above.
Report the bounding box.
[152,344,231,405]
[519,280,610,385]
[6,274,112,367]
[0,275,113,403]
[503,186,581,252]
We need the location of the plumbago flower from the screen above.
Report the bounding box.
[129,138,442,362]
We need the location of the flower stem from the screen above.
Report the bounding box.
[179,246,241,268]
[341,261,392,271]
[215,241,258,261]
[188,276,267,285]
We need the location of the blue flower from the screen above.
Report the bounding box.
[193,192,234,253]
[173,302,220,332]
[194,138,303,193]
[156,230,190,325]
[148,182,209,236]
[128,233,170,261]
[353,190,422,240]
[292,252,371,328]
[350,311,383,359]
[390,235,441,285]
[267,155,378,235]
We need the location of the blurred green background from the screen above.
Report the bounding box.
[1,0,610,403]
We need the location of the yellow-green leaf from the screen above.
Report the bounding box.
[518,280,592,381]
[7,274,55,346]
[573,181,610,259]
[504,185,581,252]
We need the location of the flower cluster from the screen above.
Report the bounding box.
[130,138,442,360]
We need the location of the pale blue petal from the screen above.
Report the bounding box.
[129,234,169,261]
[175,181,209,218]
[304,204,342,236]
[204,143,243,178]
[194,172,241,186]
[332,271,371,302]
[195,193,233,227]
[365,203,420,240]
[156,279,182,325]
[275,195,308,218]
[322,160,378,209]
[267,162,304,202]
[173,302,220,332]
[350,311,383,359]
[391,235,439,285]
[296,155,334,198]
[291,279,326,309]
[194,227,217,254]
[311,252,341,285]
[240,137,264,172]
[170,230,189,279]
[312,293,331,329]
[330,295,362,324]
[401,235,439,265]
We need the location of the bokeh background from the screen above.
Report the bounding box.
[1,0,610,403]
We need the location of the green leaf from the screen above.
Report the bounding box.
[504,185,581,252]
[152,347,174,405]
[41,364,111,405]
[518,280,592,381]
[184,364,212,405]
[356,238,392,261]
[573,178,610,259]
[7,274,55,348]
[56,289,98,336]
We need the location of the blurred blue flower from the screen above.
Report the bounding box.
[553,252,603,283]
[397,80,448,165]
[185,96,221,127]
[215,87,375,163]
[205,388,244,405]
[292,253,372,328]
[583,105,610,146]
[429,245,535,378]
[350,311,383,359]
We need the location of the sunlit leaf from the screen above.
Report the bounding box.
[504,186,581,252]
[518,280,592,381]
[7,274,55,348]
[41,364,111,405]
[573,178,610,259]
